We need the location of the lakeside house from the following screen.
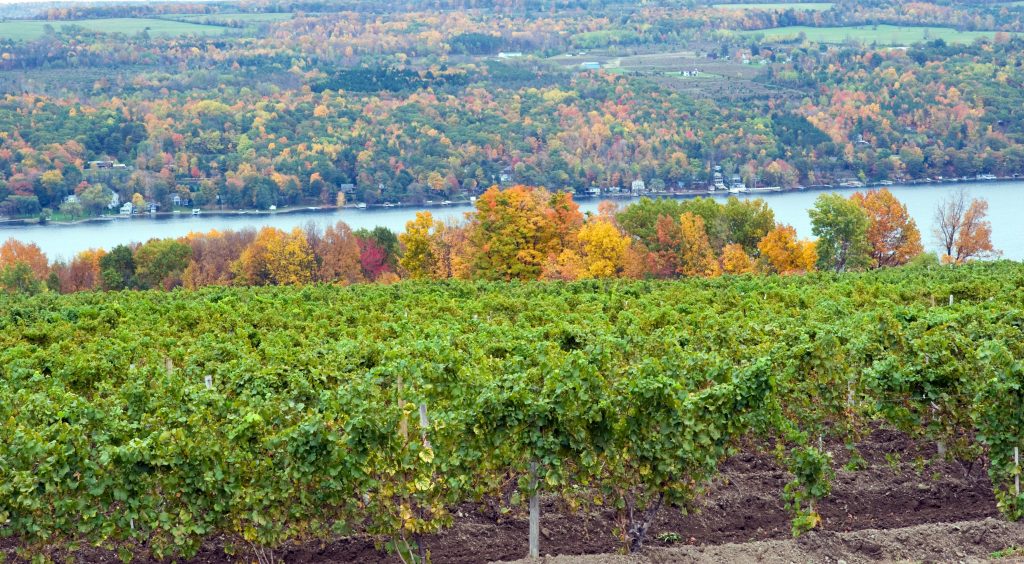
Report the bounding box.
[120,202,134,215]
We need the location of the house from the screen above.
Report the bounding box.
[579,62,601,71]
[498,52,523,59]
[120,202,134,215]
[338,183,355,193]
[631,179,646,194]
[88,160,115,169]
[63,194,79,204]
[587,187,602,197]
[172,194,182,207]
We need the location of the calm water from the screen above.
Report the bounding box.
[2,181,1022,261]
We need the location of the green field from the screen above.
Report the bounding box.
[171,12,294,24]
[743,24,1002,45]
[712,2,834,10]
[0,18,227,41]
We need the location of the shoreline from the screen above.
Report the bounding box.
[0,175,1019,229]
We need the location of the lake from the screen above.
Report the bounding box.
[2,180,1022,261]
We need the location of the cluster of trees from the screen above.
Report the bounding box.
[0,187,997,295]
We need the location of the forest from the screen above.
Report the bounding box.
[0,1,1024,218]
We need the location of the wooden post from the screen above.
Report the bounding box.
[1016,447,1020,496]
[397,375,408,440]
[949,294,954,306]
[164,357,173,374]
[529,461,539,559]
[418,404,431,450]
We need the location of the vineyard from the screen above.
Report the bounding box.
[3,262,1024,561]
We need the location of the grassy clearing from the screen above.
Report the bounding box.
[743,24,1001,45]
[712,2,834,11]
[571,29,641,49]
[0,18,226,41]
[170,12,294,24]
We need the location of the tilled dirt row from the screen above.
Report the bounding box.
[509,518,1024,564]
[1,428,1007,563]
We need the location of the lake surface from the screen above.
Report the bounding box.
[2,181,1022,261]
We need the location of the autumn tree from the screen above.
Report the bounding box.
[809,193,872,272]
[0,239,49,280]
[466,186,582,281]
[232,227,315,286]
[399,211,441,279]
[58,248,105,292]
[677,212,720,277]
[721,243,755,275]
[577,219,630,278]
[309,221,364,284]
[432,219,470,280]
[757,225,817,275]
[651,214,681,278]
[850,189,922,267]
[934,189,997,264]
[182,229,256,288]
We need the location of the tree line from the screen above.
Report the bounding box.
[0,187,997,295]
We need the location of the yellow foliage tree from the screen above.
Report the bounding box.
[232,227,314,285]
[576,219,630,278]
[721,243,755,274]
[757,225,817,275]
[399,211,440,279]
[677,212,720,277]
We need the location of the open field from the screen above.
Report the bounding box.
[170,12,294,24]
[712,2,834,10]
[548,49,796,101]
[743,24,1002,45]
[0,18,227,40]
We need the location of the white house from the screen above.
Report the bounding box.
[120,202,134,215]
[631,179,646,193]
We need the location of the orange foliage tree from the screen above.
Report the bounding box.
[0,239,49,280]
[934,190,997,264]
[310,221,365,285]
[851,189,923,267]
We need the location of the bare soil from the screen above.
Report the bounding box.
[1,427,1011,563]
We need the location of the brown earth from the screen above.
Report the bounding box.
[1,428,1010,563]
